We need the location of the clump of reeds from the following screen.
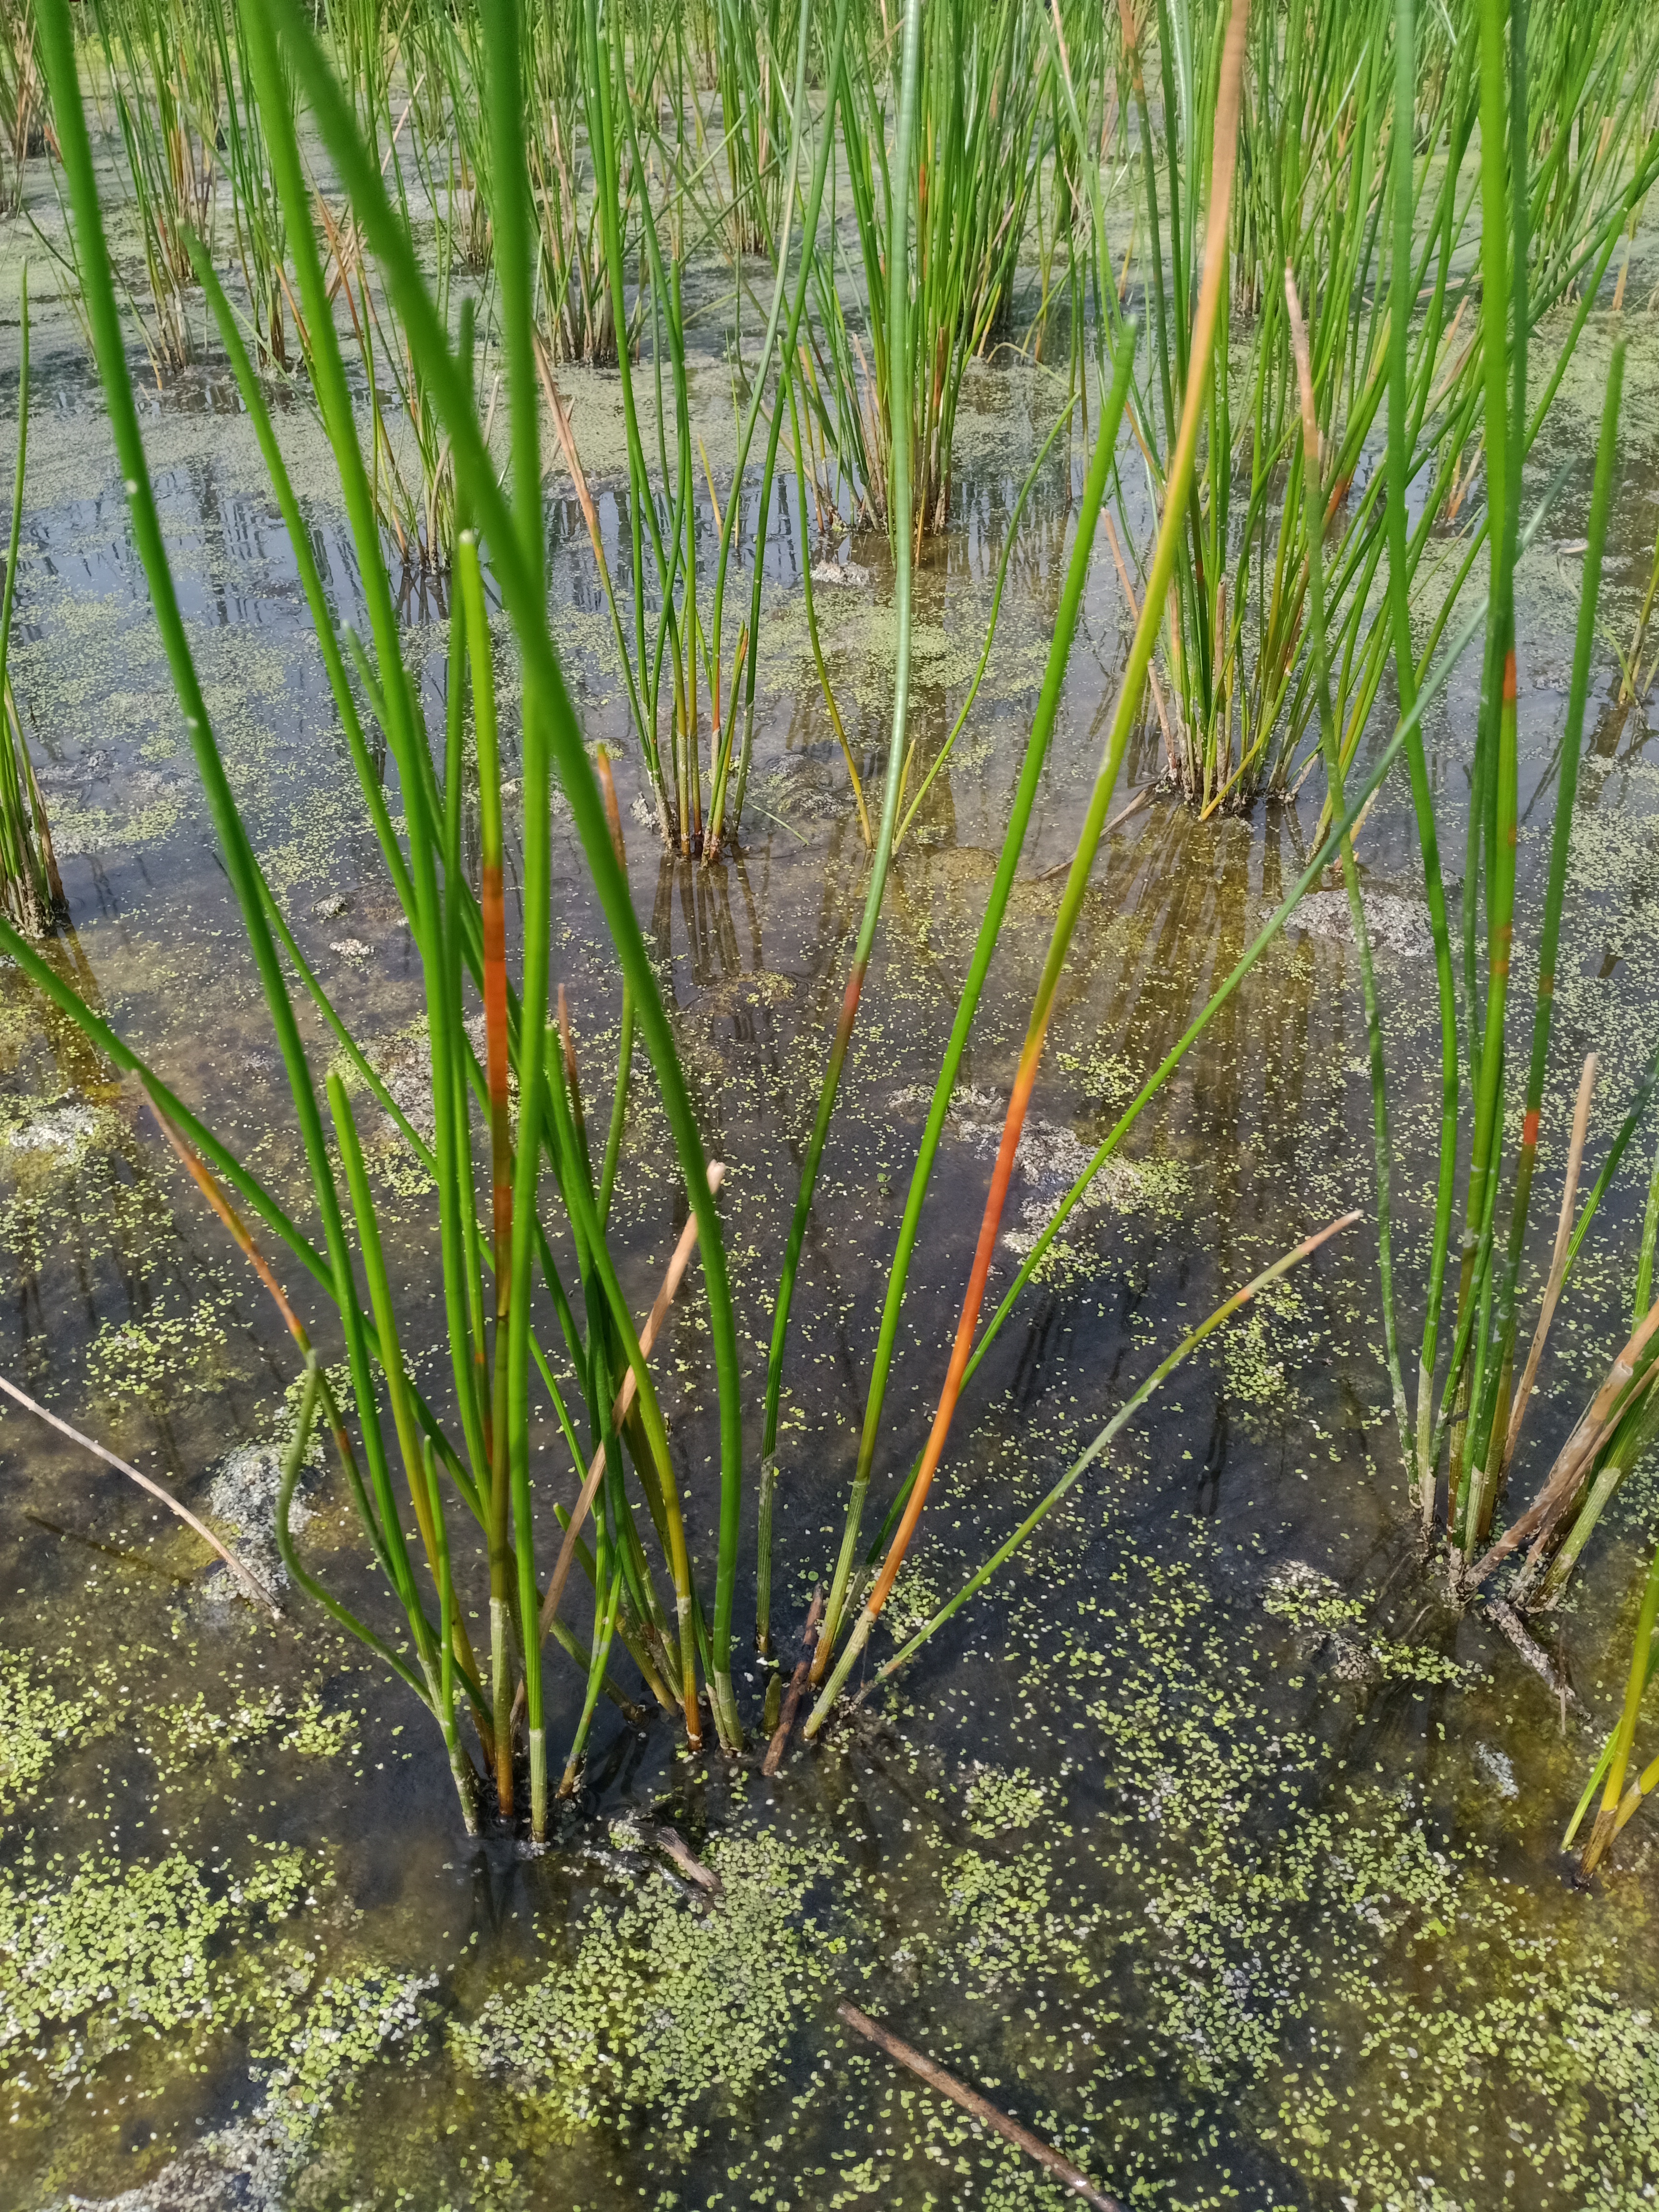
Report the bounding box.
[30,0,747,1836]
[0,0,43,215]
[1056,0,1659,813]
[817,0,1051,534]
[0,269,65,939]
[1178,0,1659,1875]
[19,0,1659,1889]
[86,0,221,373]
[1318,0,1640,1600]
[11,0,1376,1860]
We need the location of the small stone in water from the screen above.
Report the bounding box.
[1474,1742,1519,1799]
[1294,887,1433,959]
[810,559,870,589]
[36,747,112,790]
[1,1100,97,1158]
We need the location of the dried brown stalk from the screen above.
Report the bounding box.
[1500,1053,1598,1486]
[0,1374,276,1613]
[1469,1291,1659,1590]
[526,1163,726,1667]
[835,1999,1122,2209]
[761,1583,824,1776]
[652,1824,721,1895]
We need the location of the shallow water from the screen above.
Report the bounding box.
[3,189,1659,2212]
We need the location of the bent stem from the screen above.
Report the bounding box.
[862,1213,1360,1699]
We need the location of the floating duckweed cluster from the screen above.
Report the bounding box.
[0,1487,1652,2211]
[882,1565,947,1644]
[253,1967,441,2141]
[1217,1276,1314,1426]
[453,1830,841,2136]
[0,1843,314,2086]
[962,1766,1048,1838]
[153,1684,357,1772]
[85,1295,232,1405]
[942,1841,1061,1992]
[1265,1563,1467,1689]
[0,1651,91,1815]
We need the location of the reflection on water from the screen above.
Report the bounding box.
[1,311,1659,2212]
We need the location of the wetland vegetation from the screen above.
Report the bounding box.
[3,0,1659,2203]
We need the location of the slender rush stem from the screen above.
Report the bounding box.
[457,534,517,1816]
[527,1164,726,1677]
[1468,344,1624,1541]
[805,0,1252,1736]
[1388,0,1460,1524]
[811,332,1137,1676]
[1286,264,1406,1473]
[702,0,813,853]
[1450,0,1526,1548]
[757,0,925,1587]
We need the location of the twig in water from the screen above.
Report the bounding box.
[762,1583,823,1775]
[1025,784,1154,882]
[651,1824,721,1895]
[0,1374,278,1613]
[1482,1596,1586,1717]
[835,1999,1122,2210]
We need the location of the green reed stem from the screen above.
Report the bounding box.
[1469,344,1624,1541]
[1582,1537,1659,1874]
[1388,0,1461,1524]
[731,0,854,849]
[0,260,53,934]
[805,0,1253,1737]
[275,1367,433,1712]
[1286,263,1407,1486]
[757,0,925,1556]
[238,0,497,1592]
[812,332,1136,1674]
[457,533,519,1814]
[1450,0,1525,1551]
[1565,1608,1659,1848]
[702,0,812,853]
[480,0,555,1830]
[422,1433,480,1830]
